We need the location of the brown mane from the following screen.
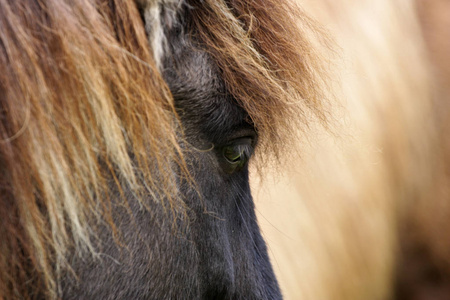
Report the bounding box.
[0,1,183,297]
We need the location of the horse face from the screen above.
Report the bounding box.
[60,2,281,299]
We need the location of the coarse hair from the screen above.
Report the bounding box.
[0,0,329,298]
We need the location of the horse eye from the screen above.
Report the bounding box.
[220,137,253,174]
[223,145,245,163]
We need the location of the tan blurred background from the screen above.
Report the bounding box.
[254,1,450,299]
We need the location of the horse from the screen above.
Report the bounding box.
[257,0,450,299]
[0,0,330,298]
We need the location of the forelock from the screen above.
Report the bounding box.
[136,0,185,68]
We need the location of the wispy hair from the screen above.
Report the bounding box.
[0,0,330,298]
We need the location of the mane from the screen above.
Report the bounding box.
[0,0,329,298]
[0,1,181,297]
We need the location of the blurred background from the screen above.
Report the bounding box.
[254,1,450,299]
